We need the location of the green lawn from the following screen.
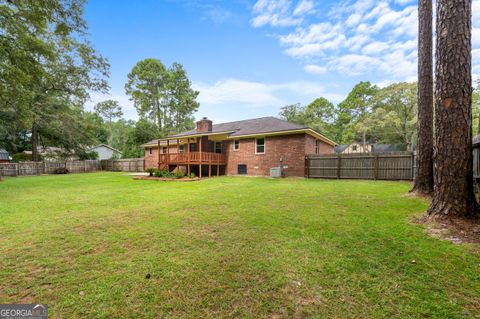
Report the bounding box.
[0,173,479,318]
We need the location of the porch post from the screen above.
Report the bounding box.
[157,140,160,169]
[187,138,190,176]
[166,139,170,170]
[199,137,202,178]
[177,138,180,170]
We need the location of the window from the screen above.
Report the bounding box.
[315,140,320,154]
[352,145,357,151]
[189,143,197,152]
[233,140,240,151]
[162,146,167,154]
[179,144,185,153]
[238,164,247,175]
[215,142,222,154]
[255,138,265,154]
[149,147,152,155]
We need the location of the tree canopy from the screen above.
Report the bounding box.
[125,58,199,136]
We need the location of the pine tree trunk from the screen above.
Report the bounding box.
[428,0,478,218]
[412,0,434,195]
[32,122,39,162]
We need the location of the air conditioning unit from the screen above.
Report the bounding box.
[270,167,282,178]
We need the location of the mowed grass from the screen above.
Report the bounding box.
[0,173,479,318]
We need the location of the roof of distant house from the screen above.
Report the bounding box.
[0,148,9,160]
[334,143,403,153]
[88,144,122,154]
[143,116,336,146]
[372,144,402,153]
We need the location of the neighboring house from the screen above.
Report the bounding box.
[335,143,402,154]
[143,116,336,177]
[88,144,122,160]
[23,147,77,161]
[0,149,11,163]
[334,142,372,154]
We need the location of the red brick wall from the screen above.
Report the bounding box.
[305,134,334,155]
[224,134,306,177]
[196,119,212,132]
[144,146,159,168]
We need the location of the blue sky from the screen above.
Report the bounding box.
[84,0,480,123]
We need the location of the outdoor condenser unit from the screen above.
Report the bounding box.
[270,167,282,178]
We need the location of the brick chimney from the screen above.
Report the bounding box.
[196,117,212,132]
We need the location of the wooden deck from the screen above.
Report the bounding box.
[159,152,226,166]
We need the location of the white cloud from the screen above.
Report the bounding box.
[251,0,317,27]
[193,79,326,107]
[361,41,389,55]
[293,0,315,16]
[251,0,302,27]
[254,0,427,81]
[304,64,328,74]
[204,7,232,26]
[194,79,281,106]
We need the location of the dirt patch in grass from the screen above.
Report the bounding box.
[414,214,480,244]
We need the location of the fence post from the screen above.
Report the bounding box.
[16,163,19,177]
[374,155,379,180]
[305,156,309,178]
[84,160,87,173]
[411,152,415,180]
[337,155,341,179]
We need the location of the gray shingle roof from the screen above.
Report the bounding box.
[144,117,311,145]
[0,148,9,161]
[171,117,307,138]
[371,144,402,153]
[334,145,349,153]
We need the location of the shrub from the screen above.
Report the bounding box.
[54,167,69,174]
[11,153,41,162]
[175,169,184,179]
[145,168,156,177]
[164,171,175,178]
[78,150,99,160]
[153,169,164,177]
[189,172,196,178]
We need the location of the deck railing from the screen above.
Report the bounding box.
[159,152,226,165]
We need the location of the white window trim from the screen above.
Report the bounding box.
[255,137,265,154]
[233,140,240,151]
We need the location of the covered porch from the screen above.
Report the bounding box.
[157,132,229,178]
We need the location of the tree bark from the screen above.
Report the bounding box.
[412,0,434,195]
[428,0,478,218]
[31,121,39,162]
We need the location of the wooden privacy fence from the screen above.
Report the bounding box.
[0,158,144,177]
[100,158,144,172]
[306,152,415,180]
[0,160,102,177]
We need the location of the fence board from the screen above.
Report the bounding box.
[306,152,414,180]
[100,158,144,172]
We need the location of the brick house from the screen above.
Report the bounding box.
[143,116,336,177]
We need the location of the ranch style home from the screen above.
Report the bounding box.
[143,116,336,177]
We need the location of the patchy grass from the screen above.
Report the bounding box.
[0,173,479,318]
